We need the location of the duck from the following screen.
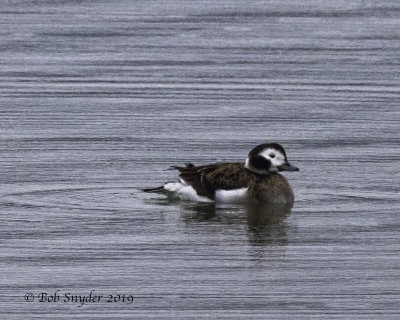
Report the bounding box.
[143,143,299,204]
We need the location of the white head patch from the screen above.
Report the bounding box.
[259,148,286,170]
[244,147,287,174]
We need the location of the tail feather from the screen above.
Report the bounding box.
[142,186,166,193]
[144,163,198,194]
[170,162,196,171]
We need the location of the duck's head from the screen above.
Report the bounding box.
[244,143,299,175]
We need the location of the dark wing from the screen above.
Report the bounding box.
[172,162,255,199]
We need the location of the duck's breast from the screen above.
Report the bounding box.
[247,174,294,204]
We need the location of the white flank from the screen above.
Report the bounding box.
[178,186,213,202]
[164,182,213,202]
[164,183,248,203]
[215,187,248,203]
[164,182,186,193]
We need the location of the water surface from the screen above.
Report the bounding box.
[1,0,399,319]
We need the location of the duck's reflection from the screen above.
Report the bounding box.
[179,201,292,248]
[245,204,291,259]
[246,203,291,244]
[146,193,292,252]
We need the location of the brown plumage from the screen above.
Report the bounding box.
[143,143,298,204]
[172,162,294,204]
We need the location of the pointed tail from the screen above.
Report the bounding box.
[142,186,166,193]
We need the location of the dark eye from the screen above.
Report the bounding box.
[269,154,275,158]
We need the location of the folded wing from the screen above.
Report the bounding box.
[172,162,255,199]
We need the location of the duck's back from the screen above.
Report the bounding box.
[175,162,294,204]
[176,162,256,199]
[199,162,256,190]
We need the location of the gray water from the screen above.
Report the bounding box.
[1,0,399,319]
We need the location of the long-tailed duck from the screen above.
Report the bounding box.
[143,143,299,204]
